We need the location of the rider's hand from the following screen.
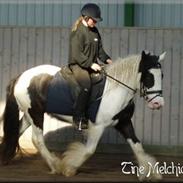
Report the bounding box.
[91,63,102,72]
[106,59,113,64]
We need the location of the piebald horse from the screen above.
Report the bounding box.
[1,51,166,181]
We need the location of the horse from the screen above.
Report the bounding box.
[0,50,166,181]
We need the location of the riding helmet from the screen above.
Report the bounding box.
[81,3,103,22]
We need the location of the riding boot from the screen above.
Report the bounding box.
[73,88,90,130]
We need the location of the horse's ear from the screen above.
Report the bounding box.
[141,50,146,60]
[142,50,146,58]
[142,50,150,58]
[159,52,166,61]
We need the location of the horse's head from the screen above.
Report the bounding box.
[138,50,166,110]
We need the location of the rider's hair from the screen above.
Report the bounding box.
[71,16,89,32]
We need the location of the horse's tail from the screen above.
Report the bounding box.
[1,77,20,165]
[0,112,3,124]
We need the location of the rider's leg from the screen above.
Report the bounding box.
[73,88,90,130]
[70,65,91,130]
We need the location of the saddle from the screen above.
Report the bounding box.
[46,66,106,122]
[60,65,105,103]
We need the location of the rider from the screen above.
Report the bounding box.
[68,3,112,130]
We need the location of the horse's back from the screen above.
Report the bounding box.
[14,65,61,110]
[22,65,61,77]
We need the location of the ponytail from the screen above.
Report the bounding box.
[71,16,83,32]
[71,16,90,32]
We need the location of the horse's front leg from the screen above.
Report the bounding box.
[115,120,162,181]
[60,123,104,177]
[114,104,162,181]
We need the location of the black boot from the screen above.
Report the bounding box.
[73,88,89,130]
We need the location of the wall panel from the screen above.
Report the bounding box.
[0,2,125,27]
[134,2,183,28]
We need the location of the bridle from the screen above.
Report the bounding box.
[102,65,163,102]
[140,82,163,102]
[140,62,163,102]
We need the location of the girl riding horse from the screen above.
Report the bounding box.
[1,51,166,181]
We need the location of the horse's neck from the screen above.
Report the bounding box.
[100,56,140,119]
[106,55,141,90]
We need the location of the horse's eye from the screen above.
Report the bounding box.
[156,63,161,68]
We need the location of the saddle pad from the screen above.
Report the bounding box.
[46,72,74,115]
[46,71,106,122]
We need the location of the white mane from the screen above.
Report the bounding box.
[105,54,141,89]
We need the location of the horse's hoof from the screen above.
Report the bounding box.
[151,173,162,181]
[138,172,162,182]
[48,163,62,174]
[62,167,77,177]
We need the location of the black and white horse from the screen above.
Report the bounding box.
[1,51,166,181]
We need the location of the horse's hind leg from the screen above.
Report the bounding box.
[115,117,162,181]
[19,113,31,136]
[25,111,62,174]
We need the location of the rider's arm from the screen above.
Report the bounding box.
[70,32,92,69]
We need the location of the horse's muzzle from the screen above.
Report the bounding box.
[147,96,164,110]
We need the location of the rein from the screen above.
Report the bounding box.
[102,68,162,102]
[102,69,136,93]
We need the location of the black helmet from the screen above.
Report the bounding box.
[81,3,103,22]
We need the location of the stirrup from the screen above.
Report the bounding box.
[73,117,88,131]
[78,119,88,131]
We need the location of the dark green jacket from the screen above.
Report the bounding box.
[68,23,110,69]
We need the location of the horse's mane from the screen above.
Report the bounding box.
[105,54,141,89]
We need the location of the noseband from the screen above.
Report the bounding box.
[140,82,163,102]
